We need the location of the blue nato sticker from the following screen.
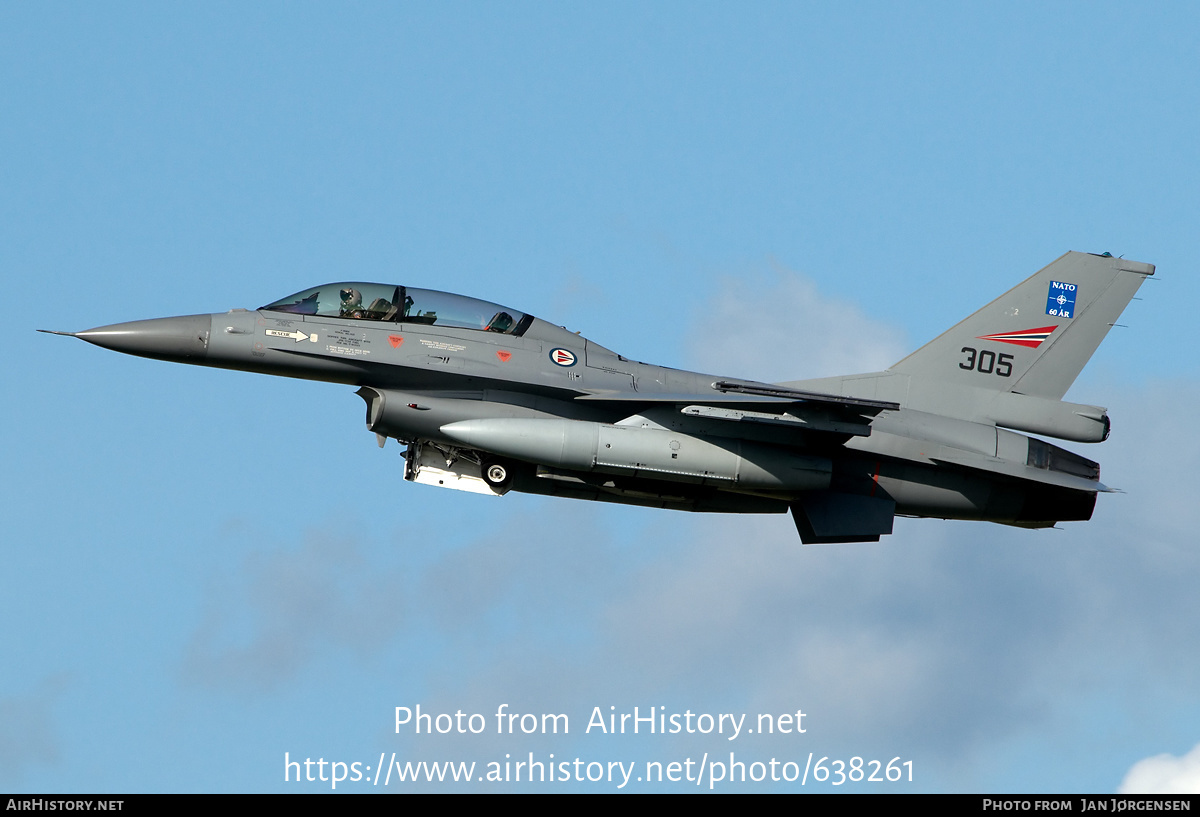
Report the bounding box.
[1046,281,1078,319]
[549,347,577,367]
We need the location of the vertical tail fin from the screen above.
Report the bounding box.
[890,251,1154,400]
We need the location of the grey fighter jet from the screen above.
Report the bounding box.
[43,252,1152,543]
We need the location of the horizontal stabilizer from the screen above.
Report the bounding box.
[930,450,1112,493]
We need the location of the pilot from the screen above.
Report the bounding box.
[339,287,364,317]
[486,311,515,333]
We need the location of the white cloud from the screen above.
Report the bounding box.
[0,676,68,783]
[683,258,908,382]
[180,531,406,692]
[1119,742,1200,794]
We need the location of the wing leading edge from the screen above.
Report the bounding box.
[576,383,897,442]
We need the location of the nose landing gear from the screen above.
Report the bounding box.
[481,459,514,493]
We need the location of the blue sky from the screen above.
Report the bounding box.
[3,2,1199,792]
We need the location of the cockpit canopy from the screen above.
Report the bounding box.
[262,283,530,335]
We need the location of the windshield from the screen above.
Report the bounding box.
[262,283,529,334]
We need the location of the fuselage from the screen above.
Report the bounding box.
[62,280,1101,535]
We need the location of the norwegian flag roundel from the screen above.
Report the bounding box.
[549,347,577,367]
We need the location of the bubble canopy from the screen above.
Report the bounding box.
[262,283,530,335]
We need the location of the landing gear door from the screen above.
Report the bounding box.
[404,441,502,496]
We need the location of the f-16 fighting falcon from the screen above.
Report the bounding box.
[42,251,1152,543]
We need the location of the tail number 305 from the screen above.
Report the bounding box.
[959,347,1013,377]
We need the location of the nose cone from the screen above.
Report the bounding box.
[74,315,211,363]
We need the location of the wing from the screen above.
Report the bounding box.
[576,382,898,441]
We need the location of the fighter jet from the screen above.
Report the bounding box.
[42,251,1152,543]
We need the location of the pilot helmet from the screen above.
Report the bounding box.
[339,288,363,311]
